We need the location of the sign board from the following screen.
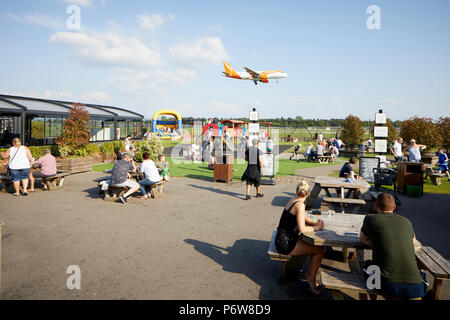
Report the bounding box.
[374,126,388,138]
[258,142,267,154]
[248,134,259,146]
[375,139,387,153]
[249,111,259,121]
[261,153,274,177]
[248,123,260,133]
[375,113,387,124]
[375,155,387,168]
[359,157,380,184]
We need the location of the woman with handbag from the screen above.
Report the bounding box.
[1,137,33,196]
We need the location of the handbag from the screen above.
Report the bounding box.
[6,146,20,177]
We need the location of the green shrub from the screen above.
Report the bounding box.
[113,140,125,152]
[135,136,163,162]
[58,145,72,158]
[100,142,116,156]
[85,143,100,155]
[29,146,46,159]
[73,148,88,158]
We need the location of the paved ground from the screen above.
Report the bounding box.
[0,161,449,300]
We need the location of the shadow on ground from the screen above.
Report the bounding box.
[184,238,331,300]
[188,184,246,200]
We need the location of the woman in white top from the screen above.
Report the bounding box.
[1,137,33,196]
[124,135,132,152]
[137,152,161,199]
[404,139,426,163]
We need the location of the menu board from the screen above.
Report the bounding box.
[359,157,380,184]
[375,113,387,124]
[375,139,387,153]
[374,126,388,138]
[248,123,260,133]
[261,153,274,177]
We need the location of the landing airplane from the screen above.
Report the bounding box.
[222,61,288,85]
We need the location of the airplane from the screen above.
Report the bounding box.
[222,61,288,85]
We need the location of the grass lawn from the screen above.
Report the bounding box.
[93,157,339,181]
[328,168,450,195]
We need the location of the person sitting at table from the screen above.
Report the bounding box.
[304,143,314,160]
[312,142,324,160]
[29,148,57,191]
[339,156,360,198]
[275,181,326,295]
[114,148,123,161]
[110,152,139,204]
[138,152,161,199]
[359,193,427,300]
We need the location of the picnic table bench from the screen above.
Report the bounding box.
[1,170,69,193]
[415,246,450,300]
[306,176,370,213]
[322,197,366,214]
[424,167,446,185]
[317,155,333,163]
[320,269,378,300]
[94,175,166,202]
[267,230,306,282]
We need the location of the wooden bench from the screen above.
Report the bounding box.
[362,191,382,213]
[424,167,446,185]
[320,269,378,300]
[267,231,307,282]
[267,231,291,281]
[415,246,450,300]
[317,155,332,164]
[322,196,366,214]
[1,170,69,193]
[94,176,166,202]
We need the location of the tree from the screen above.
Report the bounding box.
[437,117,450,150]
[56,103,90,155]
[399,116,441,149]
[371,118,398,146]
[341,115,365,149]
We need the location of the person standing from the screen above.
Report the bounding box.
[241,138,264,200]
[124,135,132,152]
[405,139,426,163]
[1,138,33,196]
[318,132,323,143]
[390,137,404,162]
[437,148,450,181]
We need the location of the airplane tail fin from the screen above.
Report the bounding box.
[223,61,239,77]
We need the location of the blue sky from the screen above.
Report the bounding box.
[0,0,449,121]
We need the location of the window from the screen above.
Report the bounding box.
[45,117,63,144]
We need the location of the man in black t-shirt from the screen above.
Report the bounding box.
[360,193,426,300]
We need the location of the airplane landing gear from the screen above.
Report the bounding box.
[254,80,258,85]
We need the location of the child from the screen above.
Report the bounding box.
[157,154,170,181]
[437,148,450,181]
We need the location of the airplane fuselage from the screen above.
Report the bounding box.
[223,71,288,80]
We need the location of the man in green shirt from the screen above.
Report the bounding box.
[359,193,427,299]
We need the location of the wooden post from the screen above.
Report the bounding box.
[0,221,3,298]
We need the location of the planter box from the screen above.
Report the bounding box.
[57,157,104,174]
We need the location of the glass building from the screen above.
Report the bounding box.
[0,94,144,146]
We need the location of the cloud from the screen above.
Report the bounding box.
[205,24,223,33]
[50,31,161,68]
[110,69,196,95]
[169,37,230,67]
[62,0,94,7]
[137,13,174,31]
[80,92,111,104]
[433,80,439,85]
[8,13,65,30]
[42,90,74,100]
[383,98,400,105]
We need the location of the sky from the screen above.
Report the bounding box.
[0,0,449,121]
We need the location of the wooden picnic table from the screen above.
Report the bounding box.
[306,176,371,210]
[303,212,369,275]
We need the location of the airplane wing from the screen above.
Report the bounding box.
[243,67,260,79]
